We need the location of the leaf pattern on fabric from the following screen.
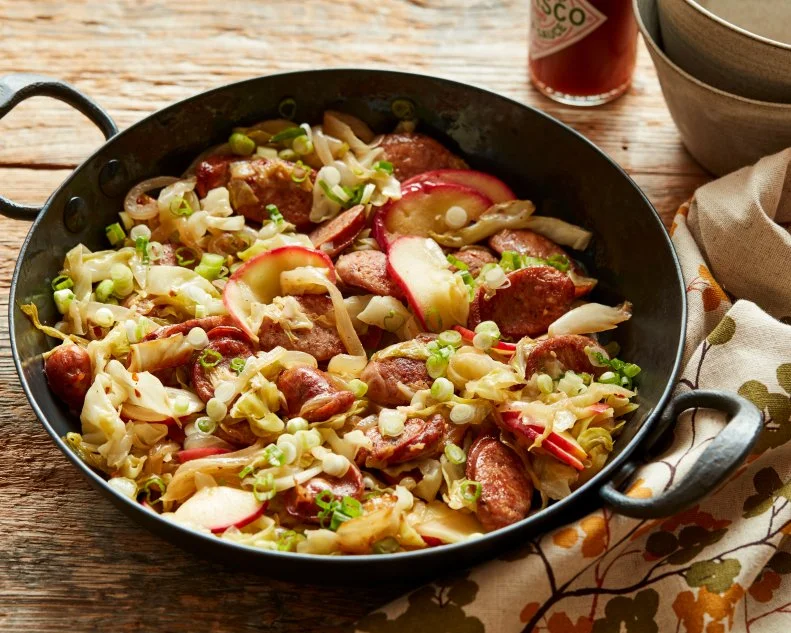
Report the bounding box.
[738,379,791,452]
[743,467,791,518]
[706,315,736,345]
[672,585,744,633]
[687,265,729,313]
[685,559,741,593]
[591,590,659,633]
[356,575,484,633]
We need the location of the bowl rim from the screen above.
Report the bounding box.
[636,0,791,109]
[10,67,687,568]
[682,0,791,51]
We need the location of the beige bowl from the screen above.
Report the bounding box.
[635,0,791,175]
[657,0,791,102]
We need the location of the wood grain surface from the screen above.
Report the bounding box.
[0,1,710,631]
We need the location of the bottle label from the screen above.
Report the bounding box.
[530,0,608,60]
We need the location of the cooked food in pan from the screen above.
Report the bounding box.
[25,107,639,555]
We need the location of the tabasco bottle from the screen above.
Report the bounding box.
[529,0,639,106]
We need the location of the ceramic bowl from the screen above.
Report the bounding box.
[657,0,791,102]
[636,0,791,175]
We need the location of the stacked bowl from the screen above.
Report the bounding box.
[635,0,791,175]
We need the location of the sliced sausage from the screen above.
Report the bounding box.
[195,155,234,197]
[488,229,593,297]
[284,461,364,524]
[522,335,608,379]
[488,229,569,260]
[196,156,315,230]
[308,205,366,259]
[379,133,468,181]
[277,366,355,423]
[156,243,178,266]
[216,421,259,447]
[191,328,256,402]
[360,356,431,406]
[258,295,345,362]
[143,316,235,342]
[45,344,92,411]
[335,250,403,298]
[466,435,533,532]
[363,413,448,467]
[468,266,575,340]
[449,246,497,278]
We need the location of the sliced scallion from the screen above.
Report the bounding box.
[105,222,126,246]
[229,132,256,156]
[198,348,222,368]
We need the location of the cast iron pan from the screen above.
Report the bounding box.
[1,71,762,582]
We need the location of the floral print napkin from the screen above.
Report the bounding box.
[356,149,791,633]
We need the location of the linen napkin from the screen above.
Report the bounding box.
[356,149,791,633]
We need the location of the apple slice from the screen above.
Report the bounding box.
[499,409,586,470]
[373,181,492,250]
[402,169,516,204]
[223,245,335,340]
[453,325,517,353]
[387,236,470,332]
[172,486,265,533]
[176,447,232,463]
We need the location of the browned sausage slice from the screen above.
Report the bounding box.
[284,461,364,524]
[277,366,355,422]
[522,335,608,379]
[360,356,431,406]
[379,133,468,181]
[488,229,594,297]
[257,295,345,362]
[308,205,366,259]
[363,413,447,467]
[468,266,575,340]
[335,250,404,298]
[191,328,256,402]
[196,156,315,230]
[466,435,533,532]
[488,229,568,260]
[143,316,236,342]
[449,246,497,278]
[45,345,92,411]
[215,421,259,448]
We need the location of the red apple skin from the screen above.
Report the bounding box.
[228,245,336,287]
[421,535,445,547]
[176,447,232,463]
[223,245,336,339]
[498,410,585,470]
[210,502,266,534]
[402,169,516,203]
[452,325,517,352]
[373,181,493,250]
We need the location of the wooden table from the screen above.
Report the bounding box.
[0,2,710,631]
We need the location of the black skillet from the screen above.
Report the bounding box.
[1,71,762,581]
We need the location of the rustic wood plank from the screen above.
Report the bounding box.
[0,1,710,631]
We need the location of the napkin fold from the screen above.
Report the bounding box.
[357,150,791,633]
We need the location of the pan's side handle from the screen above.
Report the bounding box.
[600,390,762,518]
[0,74,118,221]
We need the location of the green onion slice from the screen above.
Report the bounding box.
[175,246,196,267]
[270,127,307,143]
[229,357,246,374]
[290,160,309,183]
[444,444,466,465]
[373,160,394,175]
[135,236,150,264]
[391,98,416,120]
[252,472,276,502]
[106,222,126,246]
[459,479,482,503]
[198,348,222,368]
[266,204,285,224]
[51,275,74,291]
[170,196,194,217]
[278,97,297,120]
[446,254,468,271]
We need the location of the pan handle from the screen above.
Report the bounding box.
[0,73,118,221]
[599,390,762,518]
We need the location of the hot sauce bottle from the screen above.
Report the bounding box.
[529,0,639,106]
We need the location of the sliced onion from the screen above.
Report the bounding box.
[125,177,179,220]
[547,302,632,337]
[524,216,593,251]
